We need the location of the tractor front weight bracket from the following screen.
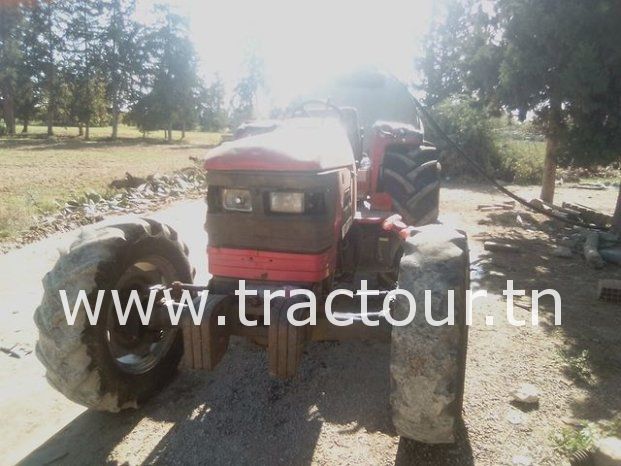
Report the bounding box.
[148,282,392,378]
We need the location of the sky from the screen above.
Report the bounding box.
[135,0,437,108]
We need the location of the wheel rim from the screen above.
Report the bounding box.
[105,255,179,375]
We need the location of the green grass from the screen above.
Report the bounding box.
[493,123,547,184]
[556,348,594,384]
[553,417,621,457]
[553,424,597,456]
[0,125,221,241]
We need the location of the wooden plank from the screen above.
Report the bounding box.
[191,319,203,369]
[181,320,195,369]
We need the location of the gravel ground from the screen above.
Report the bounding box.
[0,184,620,466]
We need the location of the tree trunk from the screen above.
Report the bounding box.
[22,120,28,133]
[46,105,54,136]
[2,94,16,135]
[613,184,621,234]
[540,102,562,203]
[45,7,55,137]
[167,121,172,142]
[111,102,119,139]
[181,121,186,139]
[540,135,559,202]
[85,122,90,140]
[78,123,83,136]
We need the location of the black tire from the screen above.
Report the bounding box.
[390,225,469,443]
[382,146,441,226]
[34,218,192,411]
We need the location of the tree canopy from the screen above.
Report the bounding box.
[420,0,621,203]
[0,0,230,139]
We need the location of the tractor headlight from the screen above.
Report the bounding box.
[269,192,305,213]
[222,189,252,212]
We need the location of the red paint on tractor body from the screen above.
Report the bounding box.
[203,118,423,287]
[208,246,335,283]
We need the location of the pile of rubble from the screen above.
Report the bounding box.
[526,198,620,268]
[11,165,208,250]
[558,229,621,267]
[557,164,621,185]
[479,196,620,269]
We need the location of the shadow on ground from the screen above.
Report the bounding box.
[19,339,473,465]
[472,208,621,427]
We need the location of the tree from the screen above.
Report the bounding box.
[63,0,108,139]
[198,75,228,131]
[12,1,47,133]
[100,0,144,139]
[497,0,621,202]
[27,0,66,136]
[130,7,202,141]
[422,0,621,204]
[14,72,38,133]
[418,1,502,108]
[66,73,108,138]
[418,1,471,106]
[229,46,265,127]
[0,2,23,135]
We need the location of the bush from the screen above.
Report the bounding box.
[0,121,7,136]
[495,139,545,184]
[425,97,545,184]
[426,96,503,179]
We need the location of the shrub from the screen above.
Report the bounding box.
[425,97,546,184]
[495,138,545,184]
[426,96,503,179]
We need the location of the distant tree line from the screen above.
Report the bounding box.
[0,0,261,140]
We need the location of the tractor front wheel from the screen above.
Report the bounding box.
[390,225,469,443]
[34,218,192,411]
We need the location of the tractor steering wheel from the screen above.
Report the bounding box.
[288,100,343,119]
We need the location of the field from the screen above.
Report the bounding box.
[0,125,221,241]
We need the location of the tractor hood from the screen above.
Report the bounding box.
[204,118,355,172]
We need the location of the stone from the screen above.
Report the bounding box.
[511,383,540,404]
[593,437,621,466]
[584,231,605,269]
[484,241,521,253]
[512,454,533,465]
[552,246,573,258]
[506,408,525,425]
[600,246,621,265]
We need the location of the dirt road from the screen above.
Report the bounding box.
[1,185,620,465]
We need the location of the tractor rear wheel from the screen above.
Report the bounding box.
[389,225,469,443]
[34,218,192,411]
[383,146,441,226]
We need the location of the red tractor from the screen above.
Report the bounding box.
[35,71,469,444]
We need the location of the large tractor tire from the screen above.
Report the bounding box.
[34,218,192,411]
[383,146,441,226]
[390,225,469,443]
